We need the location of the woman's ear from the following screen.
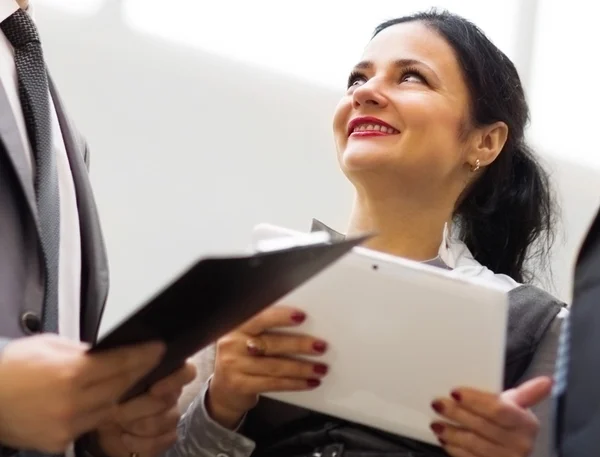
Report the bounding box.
[467,121,508,168]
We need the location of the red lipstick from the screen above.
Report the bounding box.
[347,116,400,137]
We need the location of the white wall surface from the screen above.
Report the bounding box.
[527,0,600,301]
[33,0,599,334]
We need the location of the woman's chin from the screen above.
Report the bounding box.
[340,147,394,172]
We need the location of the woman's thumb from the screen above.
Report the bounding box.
[501,376,553,408]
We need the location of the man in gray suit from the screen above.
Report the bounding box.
[552,209,600,456]
[0,1,196,457]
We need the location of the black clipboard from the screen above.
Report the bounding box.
[90,233,370,403]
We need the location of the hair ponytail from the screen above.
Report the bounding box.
[455,142,556,283]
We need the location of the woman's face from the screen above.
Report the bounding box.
[333,21,476,191]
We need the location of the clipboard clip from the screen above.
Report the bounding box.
[254,230,376,253]
[254,231,333,253]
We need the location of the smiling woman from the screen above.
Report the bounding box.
[166,8,566,457]
[165,11,566,457]
[331,15,554,283]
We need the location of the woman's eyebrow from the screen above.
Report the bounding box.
[353,58,432,71]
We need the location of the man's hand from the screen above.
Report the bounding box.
[95,361,197,457]
[0,334,165,454]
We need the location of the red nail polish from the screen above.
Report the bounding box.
[431,401,445,414]
[430,423,445,435]
[307,379,321,388]
[313,363,328,375]
[313,341,328,353]
[291,312,306,323]
[451,390,462,402]
[438,438,447,446]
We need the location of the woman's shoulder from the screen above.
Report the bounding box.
[442,235,569,384]
[508,283,566,312]
[504,284,567,387]
[507,284,566,343]
[449,250,567,365]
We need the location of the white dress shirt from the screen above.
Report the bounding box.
[0,0,81,342]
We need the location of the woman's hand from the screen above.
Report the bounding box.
[207,306,328,429]
[429,376,553,457]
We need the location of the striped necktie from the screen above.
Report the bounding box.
[552,312,570,449]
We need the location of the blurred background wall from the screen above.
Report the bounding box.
[34,0,600,334]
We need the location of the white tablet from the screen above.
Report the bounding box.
[252,223,509,446]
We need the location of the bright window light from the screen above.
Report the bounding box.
[122,0,524,90]
[34,0,106,16]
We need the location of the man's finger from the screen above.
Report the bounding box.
[71,405,115,438]
[114,395,169,425]
[126,407,180,437]
[501,376,553,408]
[85,362,165,410]
[82,342,165,387]
[150,362,197,397]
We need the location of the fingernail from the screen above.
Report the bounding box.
[430,422,445,435]
[313,363,328,375]
[451,390,462,402]
[307,379,321,388]
[431,401,445,414]
[438,438,447,446]
[291,312,306,323]
[313,341,328,353]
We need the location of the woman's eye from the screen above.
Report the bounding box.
[347,72,366,89]
[401,72,424,83]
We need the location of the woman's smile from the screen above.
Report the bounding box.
[347,116,401,138]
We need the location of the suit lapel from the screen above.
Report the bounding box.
[577,209,600,266]
[49,79,109,343]
[2,74,108,342]
[0,82,41,232]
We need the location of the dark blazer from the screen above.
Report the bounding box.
[0,78,109,349]
[555,208,600,457]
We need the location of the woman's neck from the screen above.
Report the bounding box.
[346,193,452,262]
[17,0,29,10]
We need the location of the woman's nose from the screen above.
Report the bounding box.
[352,79,388,109]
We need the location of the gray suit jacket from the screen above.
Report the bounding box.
[0,78,108,355]
[555,209,600,457]
[0,77,234,457]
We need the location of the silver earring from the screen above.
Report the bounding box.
[471,158,481,173]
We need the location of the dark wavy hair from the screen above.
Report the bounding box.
[374,9,557,284]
